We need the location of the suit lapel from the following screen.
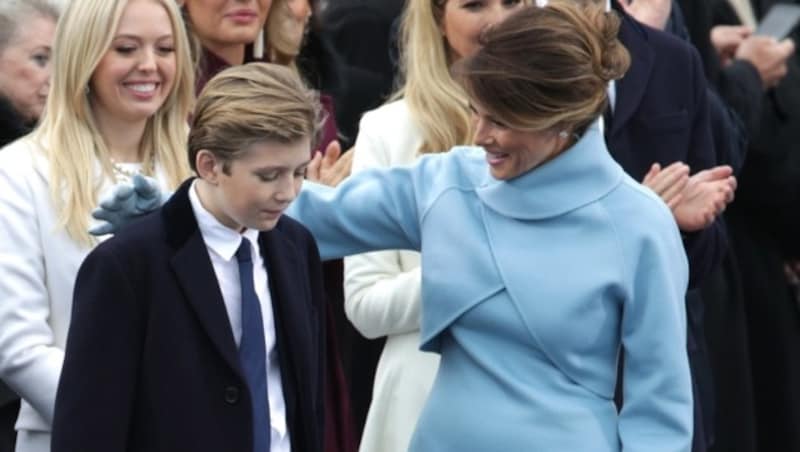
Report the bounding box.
[164,179,242,377]
[608,11,655,138]
[171,233,242,375]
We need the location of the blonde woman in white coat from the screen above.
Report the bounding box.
[343,1,527,451]
[0,0,194,450]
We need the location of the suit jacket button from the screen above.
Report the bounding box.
[224,385,240,404]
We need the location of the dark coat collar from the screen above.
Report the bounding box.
[0,95,32,148]
[608,10,656,138]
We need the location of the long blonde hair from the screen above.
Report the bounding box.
[35,0,194,246]
[395,0,471,154]
[396,0,531,154]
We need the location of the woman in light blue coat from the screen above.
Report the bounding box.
[287,3,692,451]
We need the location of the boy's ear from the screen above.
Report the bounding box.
[195,149,221,184]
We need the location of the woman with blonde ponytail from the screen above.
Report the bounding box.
[0,0,193,450]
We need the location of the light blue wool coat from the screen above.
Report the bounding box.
[287,123,692,452]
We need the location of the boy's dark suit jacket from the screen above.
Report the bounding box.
[51,179,325,452]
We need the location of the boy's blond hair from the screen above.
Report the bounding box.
[188,62,322,173]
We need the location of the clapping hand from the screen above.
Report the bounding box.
[672,166,736,232]
[642,162,690,209]
[306,140,354,187]
[89,174,168,236]
[643,162,736,232]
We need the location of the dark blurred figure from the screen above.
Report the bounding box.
[641,1,796,450]
[319,0,404,148]
[298,6,387,150]
[667,2,774,451]
[671,0,800,450]
[709,1,800,451]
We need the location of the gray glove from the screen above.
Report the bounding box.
[89,174,170,236]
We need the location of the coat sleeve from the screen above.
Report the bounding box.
[717,60,763,140]
[707,87,748,175]
[0,146,63,425]
[287,163,429,261]
[681,46,727,289]
[344,253,422,339]
[343,110,423,339]
[618,219,693,452]
[51,244,144,451]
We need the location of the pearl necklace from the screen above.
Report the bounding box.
[110,159,151,184]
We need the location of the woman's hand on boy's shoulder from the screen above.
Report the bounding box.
[89,174,167,236]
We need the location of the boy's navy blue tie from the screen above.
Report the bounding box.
[236,238,270,452]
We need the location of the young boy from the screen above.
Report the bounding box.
[51,63,325,452]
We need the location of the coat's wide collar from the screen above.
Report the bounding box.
[475,123,624,220]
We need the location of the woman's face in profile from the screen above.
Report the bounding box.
[439,0,524,62]
[0,14,56,123]
[89,0,177,124]
[470,100,568,180]
[181,0,272,48]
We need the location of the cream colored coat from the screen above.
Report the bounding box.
[0,137,160,452]
[343,100,440,452]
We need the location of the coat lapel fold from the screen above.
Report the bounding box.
[170,233,242,375]
[259,229,315,423]
[609,12,655,138]
[163,179,242,377]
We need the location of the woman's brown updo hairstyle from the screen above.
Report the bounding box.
[456,0,630,137]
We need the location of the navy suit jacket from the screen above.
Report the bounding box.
[609,9,727,288]
[51,179,325,452]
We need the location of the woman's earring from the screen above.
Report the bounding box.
[253,28,265,60]
[558,131,568,139]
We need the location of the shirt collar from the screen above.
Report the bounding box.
[189,180,260,261]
